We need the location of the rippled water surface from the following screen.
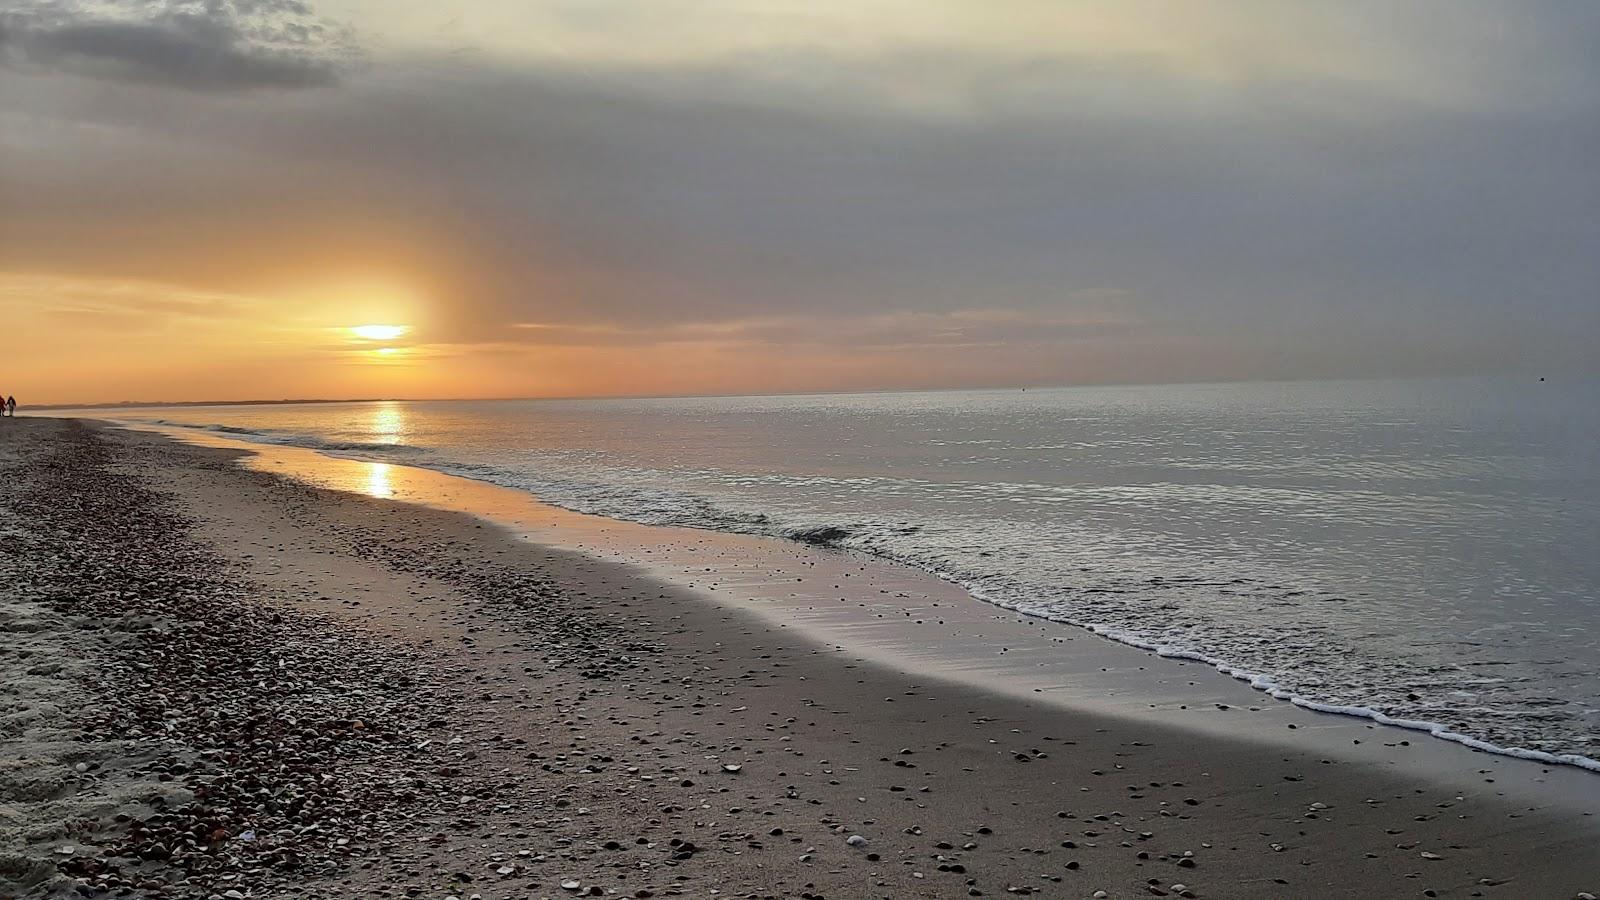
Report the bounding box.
[92,378,1600,764]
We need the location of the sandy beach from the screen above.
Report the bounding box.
[3,416,1597,900]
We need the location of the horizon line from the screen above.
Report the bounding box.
[30,370,1570,412]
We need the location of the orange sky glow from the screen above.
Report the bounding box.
[4,272,1187,404]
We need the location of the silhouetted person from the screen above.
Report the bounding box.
[5,396,15,417]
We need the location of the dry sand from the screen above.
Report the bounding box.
[2,417,1597,899]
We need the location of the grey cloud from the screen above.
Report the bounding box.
[0,0,351,89]
[342,53,1597,361]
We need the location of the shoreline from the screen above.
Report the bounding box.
[118,418,1600,787]
[3,417,1597,898]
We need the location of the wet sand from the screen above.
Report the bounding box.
[3,417,1597,899]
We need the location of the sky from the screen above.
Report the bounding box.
[2,0,1597,404]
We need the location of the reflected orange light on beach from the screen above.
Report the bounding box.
[363,462,394,498]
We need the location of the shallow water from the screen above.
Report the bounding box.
[82,376,1600,765]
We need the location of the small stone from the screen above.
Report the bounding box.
[561,880,581,891]
[846,834,868,847]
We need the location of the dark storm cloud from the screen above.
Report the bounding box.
[0,0,350,89]
[3,0,1598,382]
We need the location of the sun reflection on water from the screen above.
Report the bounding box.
[371,401,408,445]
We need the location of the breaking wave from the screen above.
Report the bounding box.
[782,524,853,547]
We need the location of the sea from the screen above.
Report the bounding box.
[92,376,1600,768]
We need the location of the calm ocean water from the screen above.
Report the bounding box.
[99,377,1599,766]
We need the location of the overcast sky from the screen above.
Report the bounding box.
[2,0,1596,403]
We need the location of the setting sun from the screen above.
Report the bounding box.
[350,324,408,341]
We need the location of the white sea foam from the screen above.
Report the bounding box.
[898,563,1600,774]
